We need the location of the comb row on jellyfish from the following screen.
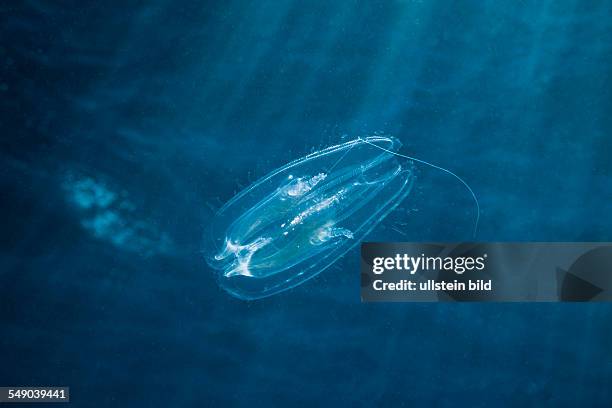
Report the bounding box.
[204,136,479,300]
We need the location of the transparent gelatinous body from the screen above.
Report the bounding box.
[204,136,414,299]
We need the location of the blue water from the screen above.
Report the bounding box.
[2,1,612,406]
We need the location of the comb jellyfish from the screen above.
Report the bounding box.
[204,136,479,300]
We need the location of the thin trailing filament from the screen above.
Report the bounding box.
[361,137,480,237]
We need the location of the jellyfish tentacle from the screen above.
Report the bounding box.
[361,137,480,238]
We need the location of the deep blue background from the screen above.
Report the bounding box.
[2,1,612,406]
